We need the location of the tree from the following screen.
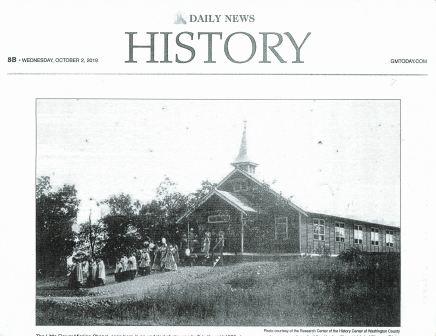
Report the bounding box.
[104,193,136,217]
[154,177,190,242]
[36,175,51,198]
[137,199,165,242]
[36,176,79,276]
[187,180,216,209]
[142,178,216,243]
[100,193,142,263]
[77,219,106,258]
[98,178,217,261]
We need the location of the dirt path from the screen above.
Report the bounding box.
[36,262,280,303]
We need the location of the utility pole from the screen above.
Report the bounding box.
[88,208,95,259]
[187,222,190,250]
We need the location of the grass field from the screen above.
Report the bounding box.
[36,255,400,326]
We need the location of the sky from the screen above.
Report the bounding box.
[36,99,400,227]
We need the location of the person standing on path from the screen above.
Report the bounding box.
[96,258,106,285]
[128,252,137,280]
[139,248,151,276]
[202,231,211,261]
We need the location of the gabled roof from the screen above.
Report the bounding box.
[216,190,257,213]
[176,188,257,224]
[217,168,309,217]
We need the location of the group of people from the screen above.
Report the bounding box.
[114,254,138,282]
[114,237,179,282]
[67,231,225,289]
[179,230,225,266]
[68,257,106,289]
[150,237,179,272]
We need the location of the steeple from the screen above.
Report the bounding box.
[232,121,258,174]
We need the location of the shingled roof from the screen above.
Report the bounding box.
[176,187,257,223]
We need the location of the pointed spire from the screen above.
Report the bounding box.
[232,120,258,174]
[234,120,248,163]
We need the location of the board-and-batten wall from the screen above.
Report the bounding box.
[299,215,400,254]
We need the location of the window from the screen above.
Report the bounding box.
[313,218,325,241]
[275,216,288,240]
[335,222,345,242]
[354,225,363,244]
[371,228,380,245]
[233,181,248,192]
[208,214,230,223]
[386,230,394,247]
[233,182,241,192]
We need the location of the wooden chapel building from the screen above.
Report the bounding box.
[177,122,400,256]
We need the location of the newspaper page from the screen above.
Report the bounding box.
[0,0,435,336]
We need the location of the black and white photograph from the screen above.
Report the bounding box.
[36,99,400,326]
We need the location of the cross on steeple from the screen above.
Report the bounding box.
[232,120,258,174]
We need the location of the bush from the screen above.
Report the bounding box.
[338,247,365,264]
